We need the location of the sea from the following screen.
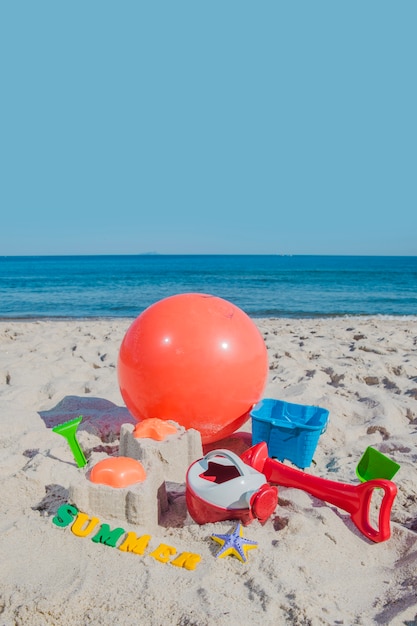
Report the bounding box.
[0,255,416,319]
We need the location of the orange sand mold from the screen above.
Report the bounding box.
[133,417,178,441]
[89,456,146,488]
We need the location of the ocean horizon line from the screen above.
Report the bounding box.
[1,253,417,258]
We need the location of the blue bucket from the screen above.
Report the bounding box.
[250,398,329,469]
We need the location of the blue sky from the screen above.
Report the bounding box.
[1,1,416,256]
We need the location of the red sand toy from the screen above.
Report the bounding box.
[186,449,278,526]
[241,442,397,543]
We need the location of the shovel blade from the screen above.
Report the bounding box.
[356,446,400,483]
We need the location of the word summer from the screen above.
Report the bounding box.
[52,503,201,571]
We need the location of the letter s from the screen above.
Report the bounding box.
[52,503,79,527]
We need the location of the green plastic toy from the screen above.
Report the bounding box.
[52,415,87,468]
[356,446,400,483]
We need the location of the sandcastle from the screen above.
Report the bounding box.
[69,419,203,530]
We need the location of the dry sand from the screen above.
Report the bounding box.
[1,316,417,625]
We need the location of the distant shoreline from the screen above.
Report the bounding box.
[1,313,416,323]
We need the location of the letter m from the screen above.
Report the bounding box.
[118,532,151,555]
[91,523,126,547]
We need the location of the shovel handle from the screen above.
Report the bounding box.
[350,479,397,543]
[262,456,397,542]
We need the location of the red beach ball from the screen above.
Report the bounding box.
[117,293,268,444]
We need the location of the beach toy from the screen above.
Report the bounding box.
[117,293,268,444]
[186,449,278,525]
[241,442,397,543]
[52,502,202,570]
[89,456,147,488]
[356,446,401,483]
[52,416,87,468]
[250,398,329,469]
[211,522,258,563]
[133,417,178,440]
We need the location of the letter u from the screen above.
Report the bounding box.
[71,512,100,537]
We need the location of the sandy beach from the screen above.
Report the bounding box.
[1,316,417,625]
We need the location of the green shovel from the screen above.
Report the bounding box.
[52,415,87,468]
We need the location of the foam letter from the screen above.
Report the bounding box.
[149,543,176,563]
[71,512,100,537]
[91,523,126,547]
[170,552,201,571]
[118,532,151,555]
[52,503,79,527]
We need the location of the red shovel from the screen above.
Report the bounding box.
[241,442,397,543]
